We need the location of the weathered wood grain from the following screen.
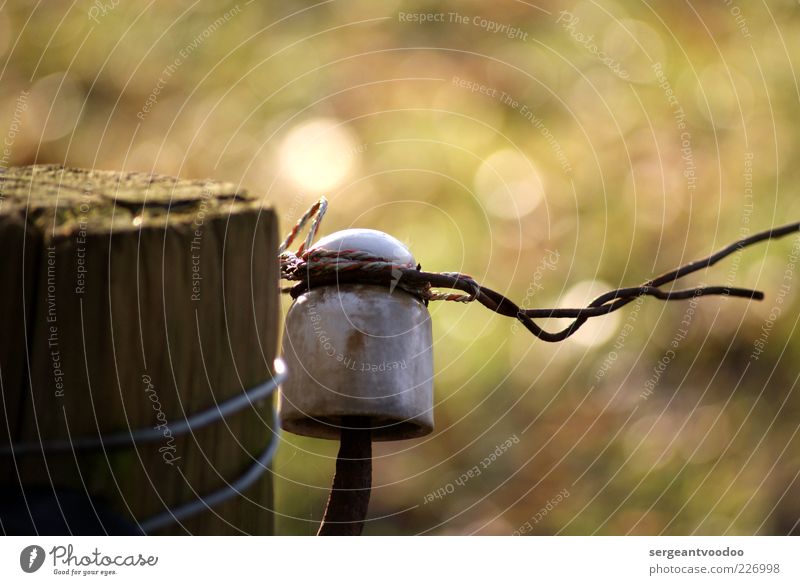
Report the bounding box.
[0,165,278,534]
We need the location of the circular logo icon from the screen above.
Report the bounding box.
[20,545,46,573]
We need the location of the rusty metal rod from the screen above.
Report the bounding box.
[317,416,372,536]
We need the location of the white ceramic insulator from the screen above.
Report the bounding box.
[279,229,434,440]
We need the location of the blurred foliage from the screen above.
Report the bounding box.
[2,0,800,535]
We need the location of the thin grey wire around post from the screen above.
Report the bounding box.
[139,406,282,534]
[1,359,288,533]
[1,360,287,456]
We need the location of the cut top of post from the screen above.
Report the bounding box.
[0,164,270,238]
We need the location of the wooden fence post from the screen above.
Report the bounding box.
[0,164,279,535]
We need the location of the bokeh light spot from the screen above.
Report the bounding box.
[280,118,358,192]
[29,72,84,142]
[561,279,622,347]
[474,149,544,219]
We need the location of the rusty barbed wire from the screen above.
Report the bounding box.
[279,197,800,343]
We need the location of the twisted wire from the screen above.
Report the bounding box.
[279,197,800,343]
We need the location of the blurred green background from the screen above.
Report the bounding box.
[2,0,800,535]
